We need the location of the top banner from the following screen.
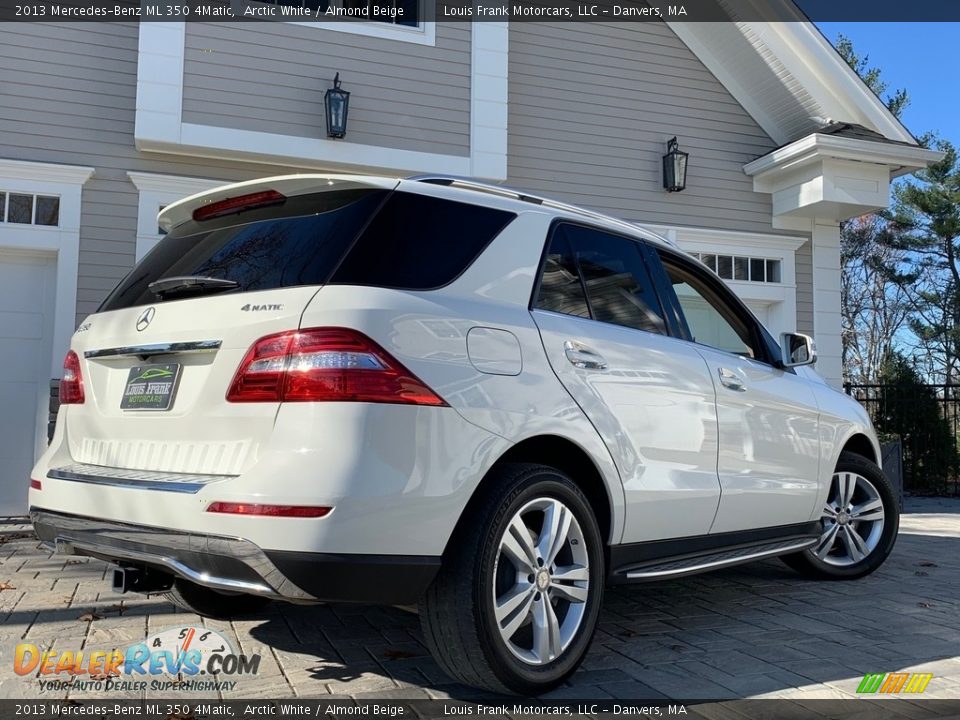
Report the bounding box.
[1,0,957,22]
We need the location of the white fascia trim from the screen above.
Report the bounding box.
[0,158,94,378]
[744,133,944,181]
[669,15,915,146]
[136,23,508,180]
[0,159,94,188]
[760,21,915,146]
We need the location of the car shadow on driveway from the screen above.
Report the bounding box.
[248,522,960,700]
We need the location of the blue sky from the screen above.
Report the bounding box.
[814,23,959,145]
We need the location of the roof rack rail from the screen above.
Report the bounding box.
[406,174,677,247]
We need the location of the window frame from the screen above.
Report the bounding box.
[529,219,675,338]
[643,245,786,369]
[0,190,62,227]
[255,0,434,44]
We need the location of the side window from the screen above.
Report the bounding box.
[331,192,516,290]
[534,224,666,335]
[658,252,757,359]
[534,232,591,319]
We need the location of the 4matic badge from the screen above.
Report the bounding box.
[241,303,283,312]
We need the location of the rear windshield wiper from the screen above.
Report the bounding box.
[148,275,239,299]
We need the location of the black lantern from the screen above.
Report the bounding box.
[324,73,350,139]
[662,137,688,192]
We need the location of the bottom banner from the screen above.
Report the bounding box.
[5,699,960,719]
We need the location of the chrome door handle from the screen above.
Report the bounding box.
[564,341,608,370]
[718,367,746,392]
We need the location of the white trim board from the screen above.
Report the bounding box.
[0,159,93,381]
[136,22,508,180]
[128,172,223,260]
[668,18,916,147]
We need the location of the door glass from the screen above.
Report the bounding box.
[534,233,591,318]
[564,225,666,334]
[660,254,756,358]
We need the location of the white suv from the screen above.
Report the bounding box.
[30,174,898,694]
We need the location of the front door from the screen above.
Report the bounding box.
[531,223,721,543]
[652,250,822,533]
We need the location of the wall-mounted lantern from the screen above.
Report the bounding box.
[324,72,350,139]
[662,137,689,192]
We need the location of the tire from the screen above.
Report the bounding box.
[419,463,605,695]
[162,578,270,619]
[782,451,899,580]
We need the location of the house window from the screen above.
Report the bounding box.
[0,191,60,226]
[689,252,782,284]
[258,0,420,26]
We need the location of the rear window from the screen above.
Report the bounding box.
[332,192,515,290]
[100,190,516,312]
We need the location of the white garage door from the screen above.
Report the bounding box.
[745,301,771,331]
[0,251,55,516]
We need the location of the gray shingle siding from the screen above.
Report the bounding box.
[507,22,779,232]
[0,21,812,332]
[0,22,316,324]
[182,22,471,157]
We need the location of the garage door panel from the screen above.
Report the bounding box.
[0,259,51,311]
[0,338,45,381]
[0,311,44,340]
[0,251,55,516]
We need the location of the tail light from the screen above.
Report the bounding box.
[206,502,332,518]
[192,190,286,222]
[60,350,85,404]
[226,327,447,406]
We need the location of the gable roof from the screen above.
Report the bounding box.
[667,4,916,148]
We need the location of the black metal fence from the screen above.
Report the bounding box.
[845,383,960,496]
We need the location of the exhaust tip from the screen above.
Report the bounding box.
[111,568,128,594]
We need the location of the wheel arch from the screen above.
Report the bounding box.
[444,434,617,560]
[840,432,881,467]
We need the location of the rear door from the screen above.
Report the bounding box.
[650,248,822,533]
[531,223,721,543]
[64,181,393,477]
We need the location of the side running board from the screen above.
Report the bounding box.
[615,536,817,581]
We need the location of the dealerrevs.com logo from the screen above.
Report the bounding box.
[14,626,261,694]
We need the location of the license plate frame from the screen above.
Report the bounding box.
[120,363,182,411]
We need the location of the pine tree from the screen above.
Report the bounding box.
[873,353,957,494]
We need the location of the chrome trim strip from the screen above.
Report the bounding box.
[54,538,276,597]
[84,340,222,359]
[48,463,233,495]
[31,510,313,601]
[624,538,817,580]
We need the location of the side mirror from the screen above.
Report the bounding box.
[780,332,817,367]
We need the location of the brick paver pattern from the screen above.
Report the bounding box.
[0,498,958,702]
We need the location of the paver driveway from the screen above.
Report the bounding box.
[1,498,959,702]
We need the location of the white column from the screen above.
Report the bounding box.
[812,219,843,388]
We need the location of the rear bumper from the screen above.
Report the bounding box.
[30,509,440,605]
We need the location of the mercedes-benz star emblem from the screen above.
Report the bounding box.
[136,307,156,332]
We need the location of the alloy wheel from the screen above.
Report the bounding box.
[815,471,886,567]
[492,497,590,665]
